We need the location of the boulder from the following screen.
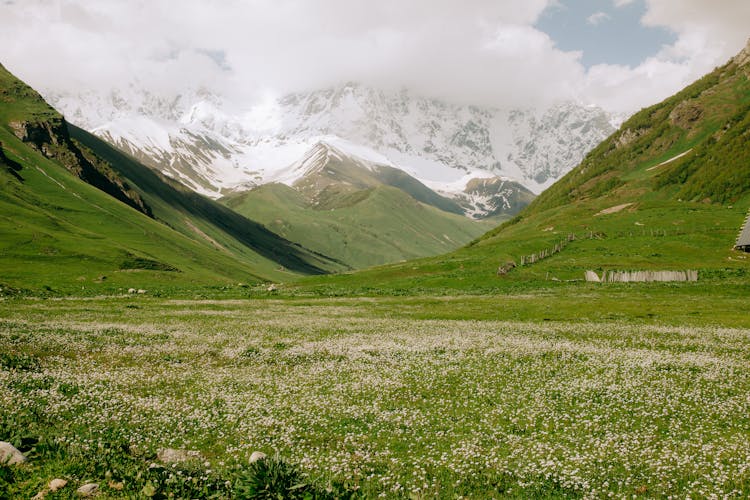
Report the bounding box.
[49,478,68,492]
[496,261,516,276]
[249,451,267,463]
[76,483,99,497]
[0,441,27,465]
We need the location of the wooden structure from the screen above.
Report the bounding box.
[735,210,750,252]
[585,270,698,283]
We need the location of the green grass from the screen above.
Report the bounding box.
[288,55,750,297]
[70,125,344,276]
[0,293,748,498]
[223,183,493,270]
[0,62,347,295]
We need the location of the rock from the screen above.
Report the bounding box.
[31,492,46,500]
[249,451,267,463]
[733,37,750,67]
[76,483,99,497]
[156,448,202,463]
[266,284,277,292]
[496,261,516,276]
[137,289,147,294]
[0,441,27,465]
[49,478,68,491]
[128,288,136,294]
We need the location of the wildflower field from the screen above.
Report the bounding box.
[1,293,749,498]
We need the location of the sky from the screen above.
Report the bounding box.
[0,0,748,114]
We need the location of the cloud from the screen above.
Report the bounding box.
[0,0,747,115]
[586,12,611,25]
[578,0,750,113]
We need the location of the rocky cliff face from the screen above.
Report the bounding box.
[732,38,750,67]
[8,116,152,217]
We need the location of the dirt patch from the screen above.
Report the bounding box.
[646,149,693,171]
[184,219,229,252]
[595,203,634,216]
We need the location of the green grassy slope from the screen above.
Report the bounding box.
[0,132,275,294]
[295,46,750,294]
[223,182,494,269]
[0,63,340,295]
[70,125,346,275]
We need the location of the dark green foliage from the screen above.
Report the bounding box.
[234,455,312,499]
[234,456,359,500]
[655,102,750,203]
[0,352,40,371]
[120,254,181,272]
[0,463,15,499]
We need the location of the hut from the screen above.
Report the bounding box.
[736,210,750,252]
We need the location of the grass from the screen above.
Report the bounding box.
[0,292,748,498]
[223,183,493,270]
[1,62,347,296]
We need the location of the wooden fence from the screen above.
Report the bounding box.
[519,234,576,266]
[585,270,698,282]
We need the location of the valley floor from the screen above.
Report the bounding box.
[1,291,749,498]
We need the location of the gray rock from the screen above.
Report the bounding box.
[0,441,26,465]
[76,483,99,497]
[156,448,202,463]
[49,478,68,492]
[249,451,267,463]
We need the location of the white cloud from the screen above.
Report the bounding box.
[586,12,611,25]
[579,0,750,113]
[0,0,747,115]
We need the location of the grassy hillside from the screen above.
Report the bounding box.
[0,63,340,295]
[70,125,345,275]
[223,182,493,269]
[294,46,750,294]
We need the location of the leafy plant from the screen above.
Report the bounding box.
[234,455,314,500]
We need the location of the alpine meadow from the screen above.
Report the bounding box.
[1,2,750,499]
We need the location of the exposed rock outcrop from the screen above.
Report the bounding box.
[0,441,27,465]
[733,38,750,67]
[9,116,152,217]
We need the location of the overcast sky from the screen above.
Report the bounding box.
[0,0,748,114]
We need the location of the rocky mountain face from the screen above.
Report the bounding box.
[7,114,151,216]
[44,83,618,218]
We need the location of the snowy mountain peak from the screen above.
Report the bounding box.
[293,142,346,176]
[43,82,620,218]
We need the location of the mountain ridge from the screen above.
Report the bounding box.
[295,41,750,294]
[44,82,617,217]
[0,62,345,294]
[220,141,494,269]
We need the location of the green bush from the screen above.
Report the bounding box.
[234,455,313,499]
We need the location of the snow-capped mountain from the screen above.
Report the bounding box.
[44,82,617,218]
